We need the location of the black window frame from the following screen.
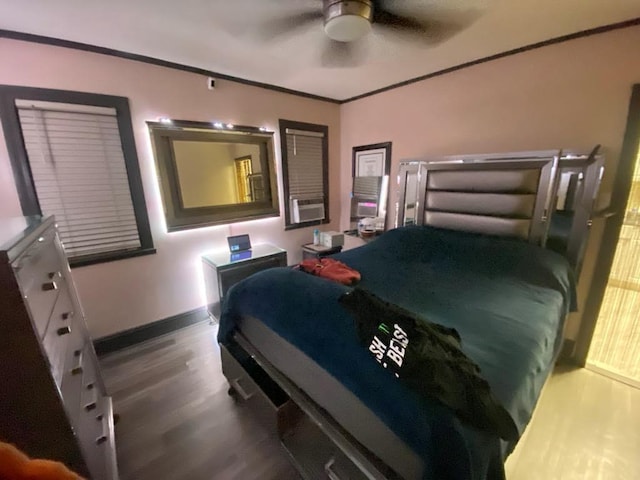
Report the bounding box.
[278,119,330,230]
[0,85,155,267]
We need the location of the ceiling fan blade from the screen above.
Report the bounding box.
[372,3,428,34]
[372,1,481,45]
[260,10,324,40]
[321,38,365,68]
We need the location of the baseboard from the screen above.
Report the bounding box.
[586,363,640,389]
[93,307,209,356]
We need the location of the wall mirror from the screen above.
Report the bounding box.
[148,120,279,231]
[350,142,392,234]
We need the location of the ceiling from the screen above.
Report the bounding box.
[1,0,639,101]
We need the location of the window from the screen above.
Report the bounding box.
[278,119,329,230]
[0,86,154,267]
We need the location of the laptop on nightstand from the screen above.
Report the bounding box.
[227,234,252,261]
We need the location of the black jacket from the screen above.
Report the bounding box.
[339,288,519,441]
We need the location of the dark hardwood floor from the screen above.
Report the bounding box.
[99,321,300,480]
[99,320,640,480]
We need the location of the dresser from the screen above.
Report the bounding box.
[0,216,117,479]
[202,244,287,321]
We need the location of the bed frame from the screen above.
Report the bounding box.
[221,150,604,480]
[552,148,604,275]
[396,148,604,274]
[225,332,395,479]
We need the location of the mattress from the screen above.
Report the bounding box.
[236,314,424,480]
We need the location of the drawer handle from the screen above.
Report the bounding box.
[57,326,72,336]
[42,281,57,292]
[84,383,97,411]
[71,349,83,375]
[230,378,254,401]
[96,414,108,445]
[61,311,74,321]
[324,458,343,480]
[48,271,62,279]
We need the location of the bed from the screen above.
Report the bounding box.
[396,148,603,275]
[546,149,604,276]
[217,152,600,480]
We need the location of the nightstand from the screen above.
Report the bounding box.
[343,233,368,250]
[202,244,287,321]
[302,243,342,260]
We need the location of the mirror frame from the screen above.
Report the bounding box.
[148,120,280,232]
[352,142,392,178]
[351,141,392,229]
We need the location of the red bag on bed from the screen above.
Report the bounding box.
[299,258,361,285]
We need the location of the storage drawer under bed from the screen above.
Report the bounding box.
[282,417,369,480]
[226,333,398,480]
[220,342,302,437]
[221,340,374,480]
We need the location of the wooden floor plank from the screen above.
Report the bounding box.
[101,321,640,480]
[100,321,299,480]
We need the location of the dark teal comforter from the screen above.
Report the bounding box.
[218,226,576,480]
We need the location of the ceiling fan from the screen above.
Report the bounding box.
[262,0,479,66]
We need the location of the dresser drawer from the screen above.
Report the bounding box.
[77,393,114,480]
[80,357,101,415]
[61,341,99,421]
[41,281,76,387]
[77,386,106,443]
[13,232,65,338]
[95,397,118,480]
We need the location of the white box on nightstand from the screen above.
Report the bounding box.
[320,231,344,248]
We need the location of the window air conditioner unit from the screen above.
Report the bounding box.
[292,198,325,223]
[356,201,378,218]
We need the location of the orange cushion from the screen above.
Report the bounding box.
[0,442,83,480]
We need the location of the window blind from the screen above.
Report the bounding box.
[16,100,141,259]
[353,176,380,198]
[285,128,325,201]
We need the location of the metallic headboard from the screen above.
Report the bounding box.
[396,148,604,271]
[552,148,604,275]
[396,152,559,246]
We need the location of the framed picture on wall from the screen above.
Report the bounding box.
[353,142,392,177]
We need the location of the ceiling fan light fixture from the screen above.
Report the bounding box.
[323,0,373,42]
[324,15,371,42]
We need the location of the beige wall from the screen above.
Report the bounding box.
[172,141,237,207]
[2,26,639,340]
[0,38,341,338]
[340,25,640,339]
